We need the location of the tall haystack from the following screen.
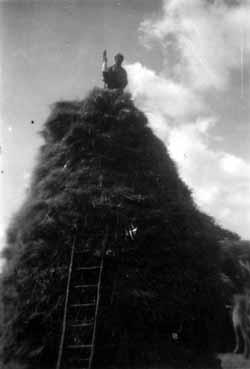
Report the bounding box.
[0,88,236,368]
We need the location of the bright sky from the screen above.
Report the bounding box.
[0,0,250,253]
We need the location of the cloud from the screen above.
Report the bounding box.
[127,61,250,237]
[167,120,250,238]
[23,171,31,190]
[219,153,250,178]
[139,0,250,90]
[126,62,203,118]
[126,0,250,238]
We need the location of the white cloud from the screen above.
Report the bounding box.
[23,171,31,190]
[195,186,220,206]
[126,62,203,119]
[139,0,250,90]
[219,153,250,178]
[0,224,5,241]
[126,0,250,239]
[127,61,250,238]
[167,120,250,238]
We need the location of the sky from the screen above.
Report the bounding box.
[0,0,250,255]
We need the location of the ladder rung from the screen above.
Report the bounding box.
[67,359,90,367]
[73,284,98,288]
[75,249,91,253]
[70,303,96,307]
[69,322,94,327]
[76,266,100,271]
[67,344,92,349]
[68,358,89,363]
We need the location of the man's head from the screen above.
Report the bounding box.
[114,53,124,66]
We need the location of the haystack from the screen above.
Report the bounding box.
[0,88,236,368]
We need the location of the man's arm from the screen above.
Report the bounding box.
[120,68,128,89]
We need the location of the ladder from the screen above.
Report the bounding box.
[56,233,107,369]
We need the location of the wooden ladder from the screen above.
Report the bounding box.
[56,233,107,369]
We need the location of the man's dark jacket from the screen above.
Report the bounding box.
[103,65,128,89]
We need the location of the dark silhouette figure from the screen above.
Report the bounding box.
[102,50,128,90]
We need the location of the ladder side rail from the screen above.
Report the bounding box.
[88,226,109,369]
[56,234,77,369]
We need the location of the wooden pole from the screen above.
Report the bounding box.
[56,235,76,369]
[88,225,109,369]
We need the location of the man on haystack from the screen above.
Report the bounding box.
[102,50,128,90]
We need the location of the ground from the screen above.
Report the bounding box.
[2,353,250,369]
